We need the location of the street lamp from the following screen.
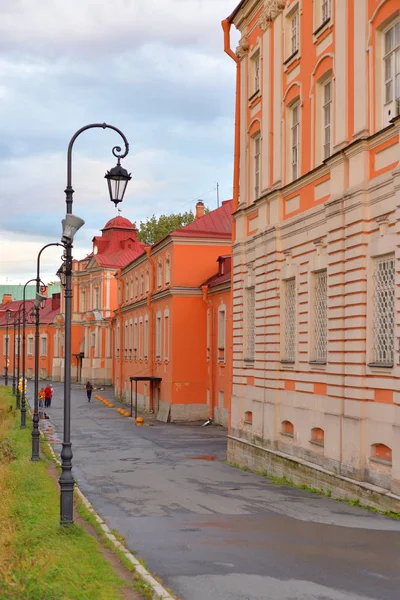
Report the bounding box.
[4,309,11,386]
[11,306,24,408]
[31,245,63,462]
[21,278,38,429]
[59,122,130,525]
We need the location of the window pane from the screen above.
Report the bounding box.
[373,255,395,365]
[313,271,327,362]
[284,279,296,361]
[385,28,394,54]
[385,81,393,103]
[385,54,393,80]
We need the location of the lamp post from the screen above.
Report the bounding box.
[12,306,24,409]
[4,309,11,386]
[12,311,18,396]
[31,246,62,461]
[21,279,38,429]
[59,123,130,525]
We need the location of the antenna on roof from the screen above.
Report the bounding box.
[216,182,220,208]
[117,208,122,215]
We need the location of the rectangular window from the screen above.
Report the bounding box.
[94,287,100,309]
[253,53,260,93]
[165,259,171,285]
[384,21,400,114]
[164,314,169,361]
[140,274,144,295]
[321,0,331,24]
[40,337,48,356]
[218,308,226,362]
[284,279,296,362]
[15,336,20,356]
[139,319,143,359]
[144,318,149,359]
[156,314,162,359]
[291,104,300,181]
[81,290,86,312]
[312,270,327,362]
[323,80,332,159]
[134,321,138,357]
[28,336,34,356]
[291,11,299,55]
[372,254,395,365]
[3,335,9,356]
[254,135,260,201]
[206,309,211,361]
[245,287,255,361]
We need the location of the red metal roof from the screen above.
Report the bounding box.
[102,216,136,231]
[202,255,232,288]
[90,217,145,268]
[0,295,61,326]
[172,200,233,239]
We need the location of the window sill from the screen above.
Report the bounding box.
[283,49,299,68]
[244,420,252,425]
[309,361,327,365]
[280,359,295,365]
[367,363,393,369]
[313,18,331,38]
[309,439,324,447]
[369,456,392,467]
[281,432,294,439]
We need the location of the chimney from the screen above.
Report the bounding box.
[196,200,205,219]
[1,294,12,305]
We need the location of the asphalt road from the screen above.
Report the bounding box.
[31,381,400,600]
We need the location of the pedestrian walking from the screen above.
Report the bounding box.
[39,388,45,409]
[44,384,52,408]
[85,381,93,402]
[49,384,53,407]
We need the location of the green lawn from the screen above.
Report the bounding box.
[0,386,138,600]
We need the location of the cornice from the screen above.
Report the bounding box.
[208,282,231,295]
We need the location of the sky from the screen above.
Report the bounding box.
[0,0,239,284]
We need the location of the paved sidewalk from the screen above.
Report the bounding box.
[31,381,400,600]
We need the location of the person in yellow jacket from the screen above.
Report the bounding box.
[38,389,45,409]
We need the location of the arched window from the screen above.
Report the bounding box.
[165,256,171,285]
[311,427,324,446]
[158,261,163,288]
[244,411,252,424]
[281,420,294,436]
[371,443,392,464]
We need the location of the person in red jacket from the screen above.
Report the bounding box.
[44,384,52,408]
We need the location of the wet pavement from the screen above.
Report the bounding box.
[30,381,400,600]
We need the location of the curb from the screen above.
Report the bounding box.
[30,399,175,600]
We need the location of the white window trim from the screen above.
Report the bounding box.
[218,304,227,363]
[40,335,48,357]
[139,317,143,359]
[155,311,162,360]
[164,308,170,361]
[252,133,261,203]
[366,232,397,373]
[290,101,300,182]
[382,19,400,125]
[3,334,10,357]
[313,0,333,37]
[249,48,261,98]
[165,255,171,285]
[284,1,301,66]
[144,315,149,360]
[316,72,333,165]
[27,335,34,356]
[133,318,138,358]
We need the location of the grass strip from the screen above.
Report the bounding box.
[0,386,140,600]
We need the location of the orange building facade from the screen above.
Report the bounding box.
[224,0,400,492]
[114,201,232,424]
[52,216,145,385]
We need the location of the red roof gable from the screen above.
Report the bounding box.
[90,217,145,269]
[172,200,232,239]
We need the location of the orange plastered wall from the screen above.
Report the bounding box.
[170,296,208,406]
[172,244,231,287]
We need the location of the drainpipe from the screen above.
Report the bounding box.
[202,285,214,420]
[222,18,240,433]
[145,247,155,411]
[222,18,240,216]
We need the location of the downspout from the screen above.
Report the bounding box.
[202,285,214,421]
[145,247,155,411]
[222,18,240,432]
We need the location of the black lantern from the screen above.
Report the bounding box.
[105,158,131,207]
[56,264,67,288]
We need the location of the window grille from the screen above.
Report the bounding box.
[254,136,260,200]
[284,279,296,361]
[321,0,331,23]
[384,21,400,114]
[373,254,395,365]
[323,80,332,160]
[313,270,327,362]
[291,104,300,181]
[245,287,255,360]
[291,11,299,54]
